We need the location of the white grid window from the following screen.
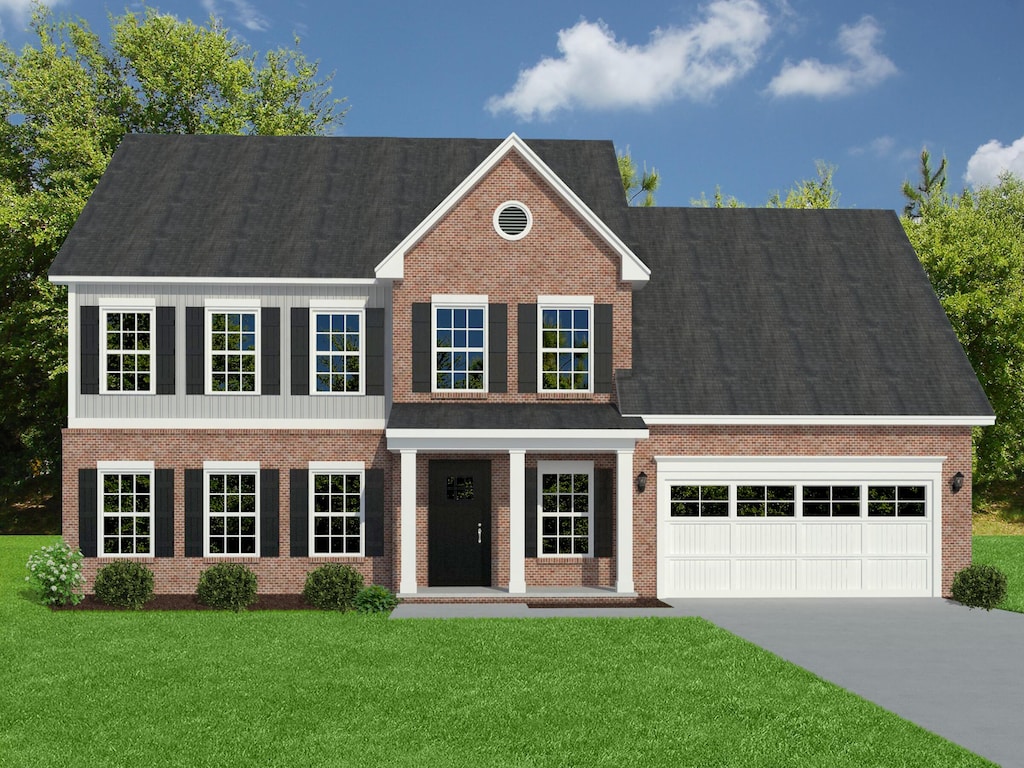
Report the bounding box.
[103,310,153,393]
[101,472,152,555]
[539,462,592,555]
[669,485,728,517]
[540,307,590,391]
[209,310,258,393]
[803,486,861,517]
[207,472,258,555]
[313,311,362,393]
[435,306,486,390]
[736,485,796,517]
[311,471,363,555]
[867,485,927,517]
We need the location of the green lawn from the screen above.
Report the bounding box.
[0,537,991,768]
[973,535,1024,613]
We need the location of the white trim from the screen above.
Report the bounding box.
[374,133,650,284]
[52,276,379,286]
[307,465,365,558]
[386,428,648,454]
[653,455,947,473]
[638,414,996,426]
[99,307,156,395]
[493,201,533,241]
[205,306,261,395]
[615,450,634,593]
[309,306,365,396]
[97,297,156,308]
[203,297,262,308]
[432,300,488,393]
[536,460,594,558]
[308,297,368,309]
[68,417,387,429]
[508,450,527,594]
[431,294,488,306]
[97,464,155,559]
[536,295,593,306]
[399,450,418,594]
[97,460,156,472]
[203,463,261,558]
[67,289,76,422]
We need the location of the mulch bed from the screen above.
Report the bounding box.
[54,594,313,611]
[525,597,671,609]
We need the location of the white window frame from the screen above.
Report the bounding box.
[203,461,260,558]
[97,460,155,558]
[99,301,156,395]
[432,294,489,393]
[309,301,365,396]
[537,296,593,393]
[205,300,261,395]
[308,461,365,557]
[536,460,594,558]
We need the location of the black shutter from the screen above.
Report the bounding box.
[262,308,280,395]
[290,307,309,396]
[525,465,537,557]
[185,307,204,395]
[289,469,309,557]
[155,307,176,395]
[154,469,174,557]
[364,468,385,557]
[260,469,279,557]
[518,304,537,393]
[488,303,507,393]
[595,468,614,557]
[184,469,203,556]
[365,308,386,396]
[594,304,613,394]
[78,468,97,557]
[411,302,431,392]
[80,306,100,395]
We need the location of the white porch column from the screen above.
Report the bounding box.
[399,449,418,594]
[508,450,527,594]
[616,449,635,594]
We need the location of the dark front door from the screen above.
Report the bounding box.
[428,460,491,586]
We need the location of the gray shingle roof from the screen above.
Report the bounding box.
[617,207,993,418]
[49,134,628,279]
[388,403,646,431]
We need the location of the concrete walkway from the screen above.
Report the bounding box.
[392,598,1024,766]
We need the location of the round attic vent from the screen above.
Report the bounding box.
[494,201,532,240]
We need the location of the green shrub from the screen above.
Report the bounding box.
[303,564,364,611]
[354,584,399,614]
[94,561,154,609]
[25,540,85,606]
[951,564,1008,610]
[196,563,257,611]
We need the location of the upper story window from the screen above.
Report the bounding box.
[206,304,259,394]
[538,296,592,392]
[102,307,154,394]
[434,295,487,391]
[312,309,363,394]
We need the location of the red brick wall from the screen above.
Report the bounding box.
[392,151,632,405]
[632,425,974,597]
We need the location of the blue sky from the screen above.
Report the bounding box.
[2,0,1023,211]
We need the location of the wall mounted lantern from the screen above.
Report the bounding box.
[951,471,964,494]
[636,472,648,494]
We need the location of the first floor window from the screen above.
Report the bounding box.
[311,471,363,555]
[540,306,590,391]
[103,309,153,392]
[539,463,592,555]
[101,471,152,554]
[435,306,485,390]
[313,311,361,393]
[209,310,258,392]
[207,471,258,554]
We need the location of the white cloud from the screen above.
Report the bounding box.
[487,0,772,120]
[965,135,1024,188]
[767,16,896,98]
[0,0,63,35]
[849,135,895,157]
[201,0,269,32]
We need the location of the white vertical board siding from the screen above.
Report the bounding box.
[655,456,943,598]
[73,282,388,425]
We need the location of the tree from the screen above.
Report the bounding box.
[902,175,1024,481]
[0,6,345,503]
[617,147,659,206]
[767,161,839,209]
[691,186,745,208]
[902,148,947,219]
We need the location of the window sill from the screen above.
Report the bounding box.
[537,391,593,400]
[308,555,369,563]
[96,555,155,561]
[201,556,260,563]
[534,555,595,561]
[430,391,487,400]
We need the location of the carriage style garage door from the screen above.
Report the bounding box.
[656,457,944,598]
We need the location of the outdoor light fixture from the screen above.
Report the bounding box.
[636,472,648,494]
[951,471,964,494]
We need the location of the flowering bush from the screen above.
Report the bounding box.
[25,541,86,606]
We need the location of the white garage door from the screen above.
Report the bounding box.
[656,457,943,598]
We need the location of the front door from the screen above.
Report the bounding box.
[428,460,491,586]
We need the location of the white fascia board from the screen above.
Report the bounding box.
[637,414,996,427]
[374,132,650,284]
[386,428,648,453]
[68,417,386,430]
[50,275,378,286]
[653,455,946,478]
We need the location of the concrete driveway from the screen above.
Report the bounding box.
[668,599,1024,767]
[394,598,1024,765]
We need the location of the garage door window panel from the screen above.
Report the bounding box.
[868,485,927,517]
[670,485,728,517]
[737,485,795,517]
[803,485,861,517]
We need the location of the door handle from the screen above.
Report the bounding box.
[477,522,482,544]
